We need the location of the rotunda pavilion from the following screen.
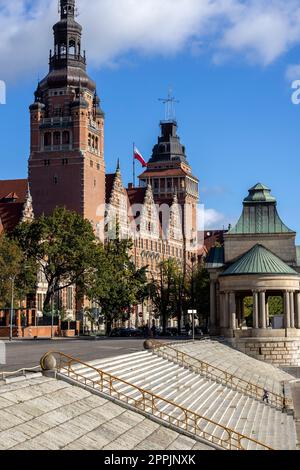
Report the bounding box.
[206,184,300,366]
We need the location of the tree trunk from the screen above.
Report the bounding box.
[106,320,112,336]
[43,287,54,313]
[177,309,182,336]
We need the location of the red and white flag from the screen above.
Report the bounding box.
[134,145,147,167]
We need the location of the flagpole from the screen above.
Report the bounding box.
[133,142,136,187]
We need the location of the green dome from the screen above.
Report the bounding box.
[228,183,294,235]
[221,244,299,277]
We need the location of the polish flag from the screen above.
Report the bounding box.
[134,146,148,167]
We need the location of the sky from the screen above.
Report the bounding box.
[1,0,300,237]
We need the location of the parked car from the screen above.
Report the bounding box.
[158,327,178,337]
[109,328,143,337]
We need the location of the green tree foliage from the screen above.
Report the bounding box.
[14,207,98,311]
[0,234,37,307]
[86,239,149,334]
[268,297,283,316]
[150,259,185,333]
[191,264,210,327]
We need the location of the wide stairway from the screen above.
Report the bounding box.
[56,346,297,450]
[172,340,294,398]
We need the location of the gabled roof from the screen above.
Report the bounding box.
[126,187,147,206]
[0,179,28,203]
[221,244,298,277]
[105,173,117,204]
[0,203,24,233]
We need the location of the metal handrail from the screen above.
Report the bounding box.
[41,351,273,451]
[0,366,41,381]
[151,341,292,411]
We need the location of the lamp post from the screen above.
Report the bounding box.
[51,285,55,339]
[9,275,16,342]
[188,309,197,343]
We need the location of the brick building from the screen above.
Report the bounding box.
[1,0,201,333]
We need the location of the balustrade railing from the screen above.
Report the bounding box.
[41,351,274,451]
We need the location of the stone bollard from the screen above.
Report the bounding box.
[40,353,57,371]
[143,340,154,350]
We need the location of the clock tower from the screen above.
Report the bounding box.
[28,0,105,237]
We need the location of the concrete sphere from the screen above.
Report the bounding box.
[41,353,57,371]
[144,340,155,350]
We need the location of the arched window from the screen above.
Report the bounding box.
[44,132,51,147]
[92,135,95,149]
[60,44,67,56]
[69,39,76,56]
[63,131,70,145]
[95,137,99,151]
[53,132,61,146]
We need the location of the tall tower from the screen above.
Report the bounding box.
[138,94,199,254]
[29,0,105,236]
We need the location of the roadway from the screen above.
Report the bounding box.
[0,337,148,372]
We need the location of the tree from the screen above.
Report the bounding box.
[14,207,98,311]
[85,239,149,334]
[150,259,184,334]
[190,263,210,327]
[0,234,37,307]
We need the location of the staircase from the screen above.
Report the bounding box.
[53,350,297,450]
[171,340,294,401]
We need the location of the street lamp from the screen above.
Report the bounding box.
[188,309,197,343]
[9,275,16,342]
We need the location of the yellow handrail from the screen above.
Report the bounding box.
[41,351,274,451]
[151,341,292,411]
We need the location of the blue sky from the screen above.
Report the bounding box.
[1,0,300,238]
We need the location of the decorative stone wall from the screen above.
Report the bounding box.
[229,337,300,367]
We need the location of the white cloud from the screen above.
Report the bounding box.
[203,208,229,230]
[2,0,300,81]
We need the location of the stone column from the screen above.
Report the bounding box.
[210,281,216,328]
[284,291,291,329]
[224,292,230,328]
[295,292,300,329]
[259,291,266,329]
[253,291,259,329]
[290,291,295,328]
[266,298,270,328]
[219,293,225,328]
[229,292,236,330]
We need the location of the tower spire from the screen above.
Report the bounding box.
[59,0,76,20]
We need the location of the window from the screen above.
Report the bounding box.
[67,287,73,310]
[54,106,62,117]
[53,132,61,146]
[53,175,58,185]
[90,160,93,168]
[62,131,70,145]
[44,132,51,147]
[69,39,76,55]
[88,133,91,147]
[44,160,50,166]
[62,159,68,165]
